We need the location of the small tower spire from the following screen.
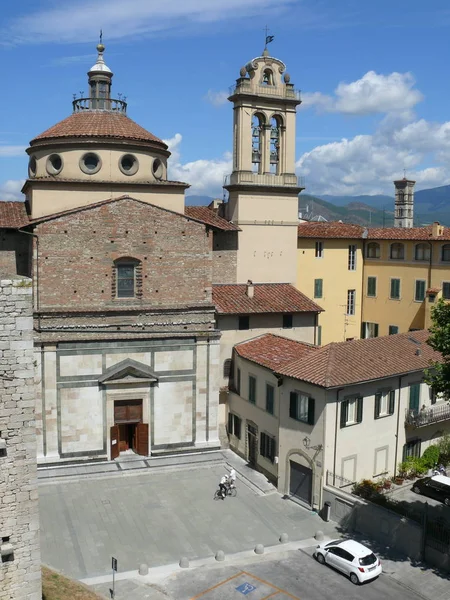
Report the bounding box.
[87,39,113,110]
[394,176,415,228]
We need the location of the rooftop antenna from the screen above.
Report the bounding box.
[403,168,406,179]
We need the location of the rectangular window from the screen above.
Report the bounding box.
[236,367,241,395]
[346,290,356,316]
[248,375,256,404]
[315,241,323,258]
[117,263,135,298]
[409,383,421,413]
[403,439,421,461]
[374,390,395,418]
[238,315,250,330]
[289,391,315,425]
[314,278,323,298]
[266,384,275,415]
[227,413,241,439]
[388,325,399,335]
[415,280,426,302]
[340,397,363,427]
[443,282,450,300]
[361,321,379,339]
[367,277,377,297]
[348,245,356,271]
[429,387,437,405]
[260,432,276,463]
[283,314,293,329]
[390,278,400,300]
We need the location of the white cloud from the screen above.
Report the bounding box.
[205,90,229,107]
[3,0,297,44]
[0,145,26,157]
[164,133,231,196]
[0,180,25,201]
[302,71,423,116]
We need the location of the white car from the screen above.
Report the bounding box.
[315,539,382,585]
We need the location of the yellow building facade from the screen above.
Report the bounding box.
[297,221,450,344]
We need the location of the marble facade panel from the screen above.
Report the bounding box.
[60,354,103,377]
[154,349,193,372]
[153,380,193,445]
[60,386,104,454]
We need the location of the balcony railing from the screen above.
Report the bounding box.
[224,172,305,188]
[229,81,301,101]
[405,403,450,428]
[72,97,127,113]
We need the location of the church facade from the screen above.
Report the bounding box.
[0,43,317,465]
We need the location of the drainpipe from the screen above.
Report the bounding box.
[17,228,39,313]
[361,239,366,338]
[394,375,404,477]
[333,387,344,486]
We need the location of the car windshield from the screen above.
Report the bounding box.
[325,540,342,547]
[359,553,377,566]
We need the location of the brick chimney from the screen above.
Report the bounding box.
[432,222,444,237]
[246,280,254,298]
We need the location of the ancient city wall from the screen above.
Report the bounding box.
[0,277,41,600]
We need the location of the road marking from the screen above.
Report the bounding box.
[260,592,279,599]
[241,571,300,600]
[190,571,242,599]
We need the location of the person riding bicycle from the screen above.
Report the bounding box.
[219,475,228,499]
[228,468,236,488]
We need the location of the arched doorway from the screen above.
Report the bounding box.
[285,449,314,508]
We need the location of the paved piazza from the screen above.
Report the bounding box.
[38,463,335,580]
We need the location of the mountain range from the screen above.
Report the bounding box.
[186,184,450,227]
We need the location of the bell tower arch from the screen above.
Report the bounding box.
[225,47,303,284]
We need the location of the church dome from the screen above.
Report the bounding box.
[30,111,167,148]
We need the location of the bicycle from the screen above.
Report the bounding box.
[214,482,237,500]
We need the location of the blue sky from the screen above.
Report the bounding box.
[2,0,450,200]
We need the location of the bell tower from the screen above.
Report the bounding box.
[224,46,302,284]
[394,177,415,228]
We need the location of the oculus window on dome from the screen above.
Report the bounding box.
[80,152,102,175]
[28,156,37,177]
[152,158,163,180]
[46,154,63,176]
[119,154,139,176]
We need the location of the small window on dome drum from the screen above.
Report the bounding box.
[152,158,164,180]
[28,156,37,177]
[119,154,139,176]
[46,154,63,175]
[80,152,102,175]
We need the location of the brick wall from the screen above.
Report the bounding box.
[0,231,31,277]
[0,277,41,600]
[35,198,213,309]
[212,230,237,284]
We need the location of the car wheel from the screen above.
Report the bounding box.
[412,485,421,494]
[445,497,450,506]
[350,572,360,585]
[316,553,325,565]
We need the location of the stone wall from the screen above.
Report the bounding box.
[0,231,30,277]
[0,277,41,599]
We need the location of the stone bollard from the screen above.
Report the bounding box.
[279,533,289,544]
[179,557,189,568]
[215,550,225,562]
[314,530,324,542]
[254,544,264,555]
[138,564,149,576]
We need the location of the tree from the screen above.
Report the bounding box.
[424,298,450,400]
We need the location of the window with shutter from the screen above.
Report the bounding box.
[249,376,256,404]
[388,325,399,335]
[266,384,275,415]
[307,397,315,425]
[367,277,377,297]
[389,390,395,414]
[341,397,362,426]
[289,392,297,419]
[228,412,233,433]
[340,400,348,428]
[390,278,400,300]
[289,391,311,423]
[409,383,421,413]
[415,280,426,302]
[314,279,323,298]
[374,393,381,419]
[356,397,363,423]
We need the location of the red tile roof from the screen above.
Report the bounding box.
[298,221,365,239]
[297,220,450,241]
[30,111,166,146]
[277,330,442,388]
[0,202,29,228]
[213,283,322,314]
[235,334,317,371]
[185,206,240,231]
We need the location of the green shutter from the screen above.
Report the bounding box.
[317,325,322,346]
[260,432,265,456]
[391,279,400,299]
[314,279,323,298]
[409,383,420,412]
[340,400,348,428]
[389,390,395,415]
[361,322,366,339]
[356,397,363,423]
[367,277,376,297]
[289,392,297,419]
[270,437,276,463]
[307,398,315,425]
[415,280,426,302]
[374,393,381,419]
[228,412,233,433]
[374,323,379,337]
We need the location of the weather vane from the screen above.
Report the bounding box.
[100,29,103,44]
[264,25,274,50]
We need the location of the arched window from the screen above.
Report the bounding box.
[270,115,282,174]
[113,257,141,298]
[390,243,405,260]
[415,243,430,261]
[366,242,380,259]
[262,69,274,86]
[252,113,265,174]
[442,244,450,262]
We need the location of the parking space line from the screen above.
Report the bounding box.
[260,591,280,599]
[241,571,300,599]
[189,571,242,599]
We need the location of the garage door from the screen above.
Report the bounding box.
[289,460,312,506]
